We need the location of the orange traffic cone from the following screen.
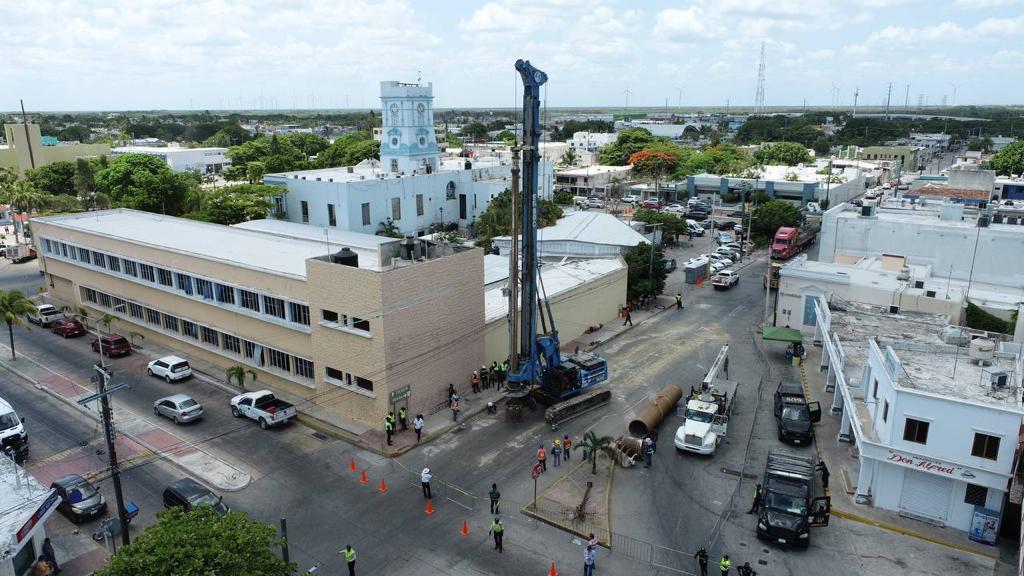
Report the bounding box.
[360,469,368,485]
[547,562,558,576]
[378,477,389,493]
[425,499,435,515]
[460,520,470,537]
[349,457,357,472]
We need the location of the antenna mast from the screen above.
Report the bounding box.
[754,42,766,115]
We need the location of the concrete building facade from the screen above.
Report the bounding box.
[110,146,230,174]
[32,210,483,429]
[1,124,109,174]
[687,163,864,207]
[554,165,632,197]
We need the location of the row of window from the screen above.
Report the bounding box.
[82,286,315,383]
[320,309,370,334]
[304,195,425,228]
[42,238,310,330]
[324,366,373,393]
[901,417,1001,461]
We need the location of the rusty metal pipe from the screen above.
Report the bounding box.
[628,384,683,437]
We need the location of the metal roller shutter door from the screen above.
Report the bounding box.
[899,468,953,522]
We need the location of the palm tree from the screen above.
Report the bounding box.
[2,180,48,244]
[575,431,617,475]
[226,365,257,391]
[559,148,578,167]
[77,307,91,329]
[99,313,116,334]
[0,290,36,360]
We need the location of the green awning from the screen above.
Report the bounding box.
[762,327,803,343]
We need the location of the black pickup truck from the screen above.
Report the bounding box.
[773,380,821,445]
[756,449,831,547]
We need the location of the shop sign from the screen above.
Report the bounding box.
[886,450,965,477]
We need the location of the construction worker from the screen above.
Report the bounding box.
[489,517,504,552]
[563,434,572,461]
[583,545,596,576]
[720,554,732,576]
[421,468,432,499]
[747,484,764,514]
[643,436,655,468]
[340,544,356,576]
[384,414,394,446]
[471,371,480,393]
[537,443,547,472]
[398,406,408,431]
[480,365,490,390]
[694,547,709,576]
[552,439,562,467]
[489,483,501,514]
[737,561,757,576]
[675,293,683,310]
[500,359,508,390]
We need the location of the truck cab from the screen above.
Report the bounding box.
[674,379,736,455]
[773,380,821,445]
[0,397,29,462]
[757,450,830,547]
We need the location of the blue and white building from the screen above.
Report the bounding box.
[264,80,552,237]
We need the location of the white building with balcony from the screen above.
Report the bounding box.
[815,300,1024,533]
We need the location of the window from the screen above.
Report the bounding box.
[294,357,314,379]
[267,348,290,371]
[201,326,219,347]
[140,264,155,282]
[289,302,310,326]
[145,308,161,325]
[390,159,399,172]
[182,320,199,339]
[325,366,348,384]
[301,200,309,223]
[871,378,878,400]
[244,340,264,366]
[78,247,91,264]
[263,296,285,319]
[123,260,137,277]
[416,194,424,216]
[222,334,240,354]
[328,204,336,227]
[98,293,111,308]
[196,279,214,300]
[971,433,1001,460]
[128,302,144,319]
[108,256,121,273]
[965,483,988,507]
[903,418,929,444]
[882,400,889,423]
[321,309,339,324]
[351,316,370,333]
[163,314,179,333]
[391,198,401,220]
[355,376,373,392]
[111,297,126,313]
[158,268,173,287]
[176,273,193,295]
[361,203,371,226]
[240,290,260,312]
[83,287,97,303]
[216,283,235,305]
[60,243,68,257]
[92,251,105,268]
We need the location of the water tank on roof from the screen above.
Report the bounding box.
[330,247,359,267]
[969,338,996,366]
[940,325,970,346]
[465,160,472,170]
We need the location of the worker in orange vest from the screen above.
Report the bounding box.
[537,443,547,473]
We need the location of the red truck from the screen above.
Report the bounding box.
[771,222,820,260]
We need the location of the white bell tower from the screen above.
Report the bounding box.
[379,80,438,175]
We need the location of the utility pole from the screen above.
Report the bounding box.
[884,82,893,120]
[19,100,36,170]
[646,223,663,309]
[853,87,859,118]
[77,362,131,547]
[754,42,766,115]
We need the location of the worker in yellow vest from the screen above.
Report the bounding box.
[720,554,731,575]
[339,544,356,576]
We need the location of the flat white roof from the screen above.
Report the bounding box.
[0,458,53,546]
[34,209,381,277]
[555,165,632,177]
[112,146,227,154]
[265,156,506,185]
[834,204,1024,233]
[781,255,966,301]
[485,257,624,322]
[494,211,649,248]
[233,219,397,250]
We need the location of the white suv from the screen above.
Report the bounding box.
[147,356,193,382]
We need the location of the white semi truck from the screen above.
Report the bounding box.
[673,344,738,455]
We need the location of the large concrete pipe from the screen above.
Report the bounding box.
[628,384,683,437]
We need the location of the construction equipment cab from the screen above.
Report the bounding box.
[773,381,821,445]
[757,450,830,547]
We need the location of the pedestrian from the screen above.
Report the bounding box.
[563,434,571,461]
[421,468,432,499]
[537,443,547,472]
[451,394,460,422]
[384,414,394,446]
[489,483,501,514]
[720,554,731,576]
[41,537,59,574]
[643,436,654,468]
[623,309,633,326]
[489,517,504,552]
[398,406,408,431]
[587,533,599,568]
[32,556,52,576]
[448,383,457,403]
[491,361,500,384]
[583,545,596,576]
[500,359,508,390]
[675,293,683,310]
[552,439,562,467]
[747,483,764,514]
[341,544,356,576]
[471,370,480,393]
[694,547,709,576]
[480,365,490,390]
[575,345,580,355]
[649,429,659,453]
[413,414,424,442]
[816,460,830,489]
[737,561,757,576]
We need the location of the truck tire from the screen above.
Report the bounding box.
[231,406,241,417]
[259,418,269,430]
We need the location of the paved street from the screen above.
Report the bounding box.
[0,245,1006,575]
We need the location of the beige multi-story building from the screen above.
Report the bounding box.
[32,210,483,428]
[1,124,110,174]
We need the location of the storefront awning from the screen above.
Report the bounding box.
[762,327,803,343]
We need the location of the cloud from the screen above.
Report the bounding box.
[653,7,713,43]
[953,0,1021,7]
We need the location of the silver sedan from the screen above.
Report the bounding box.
[153,394,204,424]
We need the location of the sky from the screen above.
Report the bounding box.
[2,0,1023,112]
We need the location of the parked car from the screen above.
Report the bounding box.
[715,246,740,260]
[622,194,641,204]
[586,197,605,209]
[663,204,687,214]
[773,380,822,445]
[27,304,64,327]
[641,199,662,210]
[51,318,86,338]
[154,394,203,424]
[147,356,192,382]
[723,242,744,254]
[713,220,737,230]
[685,220,705,237]
[727,209,748,218]
[91,333,132,357]
[52,474,107,523]
[687,211,708,222]
[710,260,726,273]
[717,232,736,246]
[704,253,733,267]
[231,390,296,429]
[163,478,228,516]
[664,258,677,273]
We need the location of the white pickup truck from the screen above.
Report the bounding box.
[711,270,739,290]
[230,390,296,429]
[673,379,737,455]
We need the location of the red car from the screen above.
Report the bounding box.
[51,318,86,338]
[641,199,662,210]
[91,333,132,357]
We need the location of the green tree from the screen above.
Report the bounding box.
[73,157,98,202]
[185,184,273,225]
[25,161,76,196]
[317,131,379,168]
[461,121,489,141]
[0,167,17,190]
[1,180,49,242]
[0,290,36,360]
[965,302,1010,334]
[750,199,802,244]
[226,364,257,391]
[99,313,116,334]
[623,242,668,301]
[682,144,754,176]
[94,506,294,576]
[202,124,252,147]
[473,188,563,248]
[497,130,516,144]
[574,431,616,475]
[632,209,686,241]
[753,142,813,166]
[246,161,266,185]
[376,218,403,238]
[598,128,661,165]
[59,124,92,142]
[283,133,330,157]
[991,142,1024,176]
[445,132,462,149]
[94,154,193,215]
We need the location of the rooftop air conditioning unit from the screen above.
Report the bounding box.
[925,290,937,298]
[969,338,996,366]
[347,166,354,174]
[977,216,991,228]
[993,214,1004,224]
[888,305,900,314]
[897,267,911,282]
[940,325,970,346]
[861,205,876,218]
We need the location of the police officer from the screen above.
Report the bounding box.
[720,554,732,576]
[694,547,709,576]
[747,484,764,514]
[737,561,757,576]
[384,413,395,446]
[398,406,408,431]
[489,517,504,552]
[339,544,356,576]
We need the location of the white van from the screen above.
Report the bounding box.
[0,397,28,461]
[686,220,705,237]
[572,196,589,208]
